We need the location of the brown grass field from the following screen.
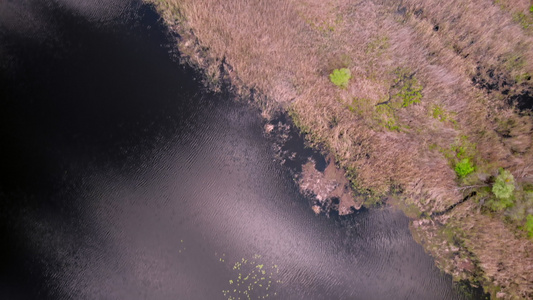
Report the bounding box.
[148,0,533,298]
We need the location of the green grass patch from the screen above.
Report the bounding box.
[432,104,446,120]
[524,183,533,192]
[503,53,526,71]
[288,107,311,134]
[346,69,423,131]
[375,104,400,131]
[428,143,438,151]
[513,11,533,29]
[365,36,390,56]
[348,97,371,115]
[348,97,402,131]
[430,104,457,125]
[514,72,531,84]
[451,136,477,159]
[526,215,533,238]
[301,13,343,33]
[391,68,423,108]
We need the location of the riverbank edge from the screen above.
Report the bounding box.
[146,1,531,298]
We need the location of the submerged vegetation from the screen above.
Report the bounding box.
[149,0,533,298]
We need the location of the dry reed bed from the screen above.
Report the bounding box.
[149,0,533,298]
[451,201,533,297]
[395,0,533,104]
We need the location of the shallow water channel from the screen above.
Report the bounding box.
[0,1,487,299]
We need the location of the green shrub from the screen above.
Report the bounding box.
[492,168,515,200]
[329,68,351,89]
[454,158,475,178]
[526,215,533,237]
[486,169,516,211]
[440,136,478,179]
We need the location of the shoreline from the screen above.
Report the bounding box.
[148,0,533,298]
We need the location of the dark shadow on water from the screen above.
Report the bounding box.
[0,2,204,194]
[0,2,206,298]
[0,1,490,300]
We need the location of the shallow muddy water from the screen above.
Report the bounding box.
[0,1,487,299]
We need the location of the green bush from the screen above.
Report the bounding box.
[526,215,533,237]
[486,169,516,211]
[492,168,515,200]
[454,158,475,178]
[329,68,351,89]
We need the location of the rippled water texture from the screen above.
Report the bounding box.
[0,1,486,299]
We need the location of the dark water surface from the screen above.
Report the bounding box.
[0,1,487,299]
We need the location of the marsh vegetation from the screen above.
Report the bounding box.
[149,0,533,297]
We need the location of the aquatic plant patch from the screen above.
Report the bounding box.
[220,254,282,300]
